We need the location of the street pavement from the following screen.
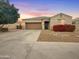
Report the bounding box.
[0,30,79,59]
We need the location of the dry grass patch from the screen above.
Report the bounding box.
[38,30,79,42]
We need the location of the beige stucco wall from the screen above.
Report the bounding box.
[1,23,17,30]
[8,23,17,30]
[75,25,79,31]
[8,21,26,30]
[20,22,26,30]
[50,14,72,30]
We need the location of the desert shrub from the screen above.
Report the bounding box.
[53,24,75,32]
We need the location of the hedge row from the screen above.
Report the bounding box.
[53,24,75,32]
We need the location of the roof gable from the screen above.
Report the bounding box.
[52,13,72,18]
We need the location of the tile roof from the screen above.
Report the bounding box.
[24,16,50,20]
[52,13,72,18]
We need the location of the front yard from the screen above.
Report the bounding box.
[38,30,79,42]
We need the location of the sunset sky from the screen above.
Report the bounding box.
[10,0,79,19]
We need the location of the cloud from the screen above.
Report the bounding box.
[26,12,53,16]
[13,2,31,10]
[12,2,54,19]
[10,0,79,19]
[19,11,55,19]
[27,12,43,16]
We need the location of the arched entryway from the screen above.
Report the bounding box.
[44,21,50,30]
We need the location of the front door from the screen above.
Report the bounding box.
[44,21,49,30]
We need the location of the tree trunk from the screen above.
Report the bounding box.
[0,24,5,31]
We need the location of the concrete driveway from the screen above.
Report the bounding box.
[0,30,79,59]
[0,30,41,59]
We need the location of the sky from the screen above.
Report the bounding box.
[10,0,79,19]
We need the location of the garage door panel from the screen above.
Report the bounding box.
[26,22,42,29]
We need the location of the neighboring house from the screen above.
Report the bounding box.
[72,18,79,24]
[50,13,72,30]
[72,18,79,31]
[23,17,50,30]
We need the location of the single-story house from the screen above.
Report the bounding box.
[72,18,79,31]
[23,13,73,30]
[23,17,50,30]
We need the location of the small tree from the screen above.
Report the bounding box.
[0,2,20,31]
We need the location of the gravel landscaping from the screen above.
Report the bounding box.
[38,30,79,42]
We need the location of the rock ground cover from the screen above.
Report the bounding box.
[38,30,79,42]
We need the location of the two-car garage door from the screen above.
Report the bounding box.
[26,22,42,29]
